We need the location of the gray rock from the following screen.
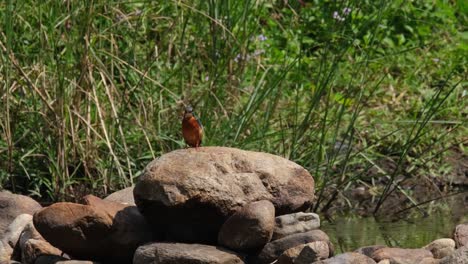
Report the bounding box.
[255,230,331,264]
[134,147,315,243]
[371,247,433,263]
[133,242,245,264]
[0,214,33,262]
[104,187,135,206]
[0,240,13,264]
[273,212,320,240]
[313,252,376,264]
[439,245,468,264]
[218,200,275,251]
[454,224,468,249]
[424,238,456,259]
[0,191,42,235]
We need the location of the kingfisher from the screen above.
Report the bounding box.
[182,105,203,148]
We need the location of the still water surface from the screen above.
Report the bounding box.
[321,210,467,253]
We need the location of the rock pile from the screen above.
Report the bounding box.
[1,147,467,264]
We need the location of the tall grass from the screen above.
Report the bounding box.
[0,0,466,215]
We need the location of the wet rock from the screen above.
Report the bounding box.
[134,147,315,243]
[276,241,329,264]
[371,247,433,263]
[0,191,42,235]
[313,252,376,263]
[104,187,135,206]
[454,224,468,248]
[423,238,455,259]
[133,242,245,264]
[33,197,152,263]
[273,212,320,240]
[439,245,468,264]
[0,214,33,262]
[19,222,62,264]
[354,245,386,258]
[218,200,275,251]
[255,230,331,264]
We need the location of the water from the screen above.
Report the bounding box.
[321,196,468,253]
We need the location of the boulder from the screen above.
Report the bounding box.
[255,230,332,264]
[33,197,152,263]
[439,245,468,264]
[313,252,376,263]
[0,214,33,262]
[354,245,386,258]
[218,200,275,251]
[134,147,315,243]
[454,224,468,248]
[0,191,42,234]
[104,187,135,205]
[371,247,433,263]
[423,238,455,259]
[273,212,320,240]
[133,242,245,264]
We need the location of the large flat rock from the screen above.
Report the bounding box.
[133,242,245,264]
[134,147,314,243]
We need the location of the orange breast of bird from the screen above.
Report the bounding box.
[182,115,203,147]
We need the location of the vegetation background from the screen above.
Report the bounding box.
[0,0,466,216]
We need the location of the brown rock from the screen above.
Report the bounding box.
[294,241,329,264]
[19,222,62,264]
[354,245,386,258]
[313,252,376,263]
[218,200,275,251]
[255,230,331,264]
[133,242,245,264]
[371,247,433,263]
[104,187,135,206]
[273,212,320,240]
[0,191,42,235]
[454,224,468,248]
[276,244,307,264]
[22,239,62,264]
[276,241,329,264]
[423,238,455,259]
[134,147,315,243]
[33,198,152,263]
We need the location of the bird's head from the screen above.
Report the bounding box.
[184,105,193,113]
[184,105,194,118]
